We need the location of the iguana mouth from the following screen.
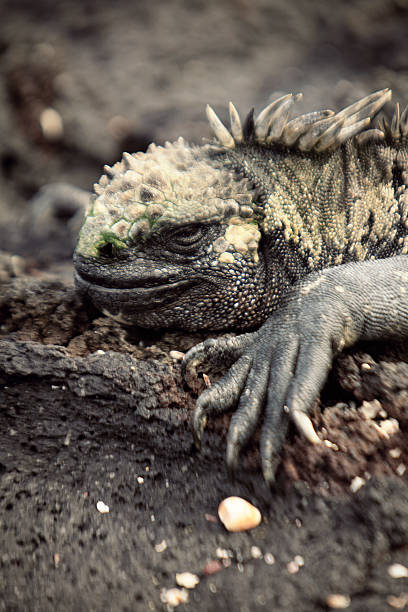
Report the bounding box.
[74,270,197,311]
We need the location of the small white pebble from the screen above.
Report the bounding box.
[263,553,275,565]
[294,555,304,567]
[324,439,339,451]
[350,476,366,493]
[387,593,408,609]
[150,514,155,522]
[360,362,371,371]
[359,399,382,420]
[250,546,263,559]
[137,476,144,484]
[169,350,185,361]
[326,593,351,609]
[287,561,299,574]
[381,418,400,436]
[388,563,408,579]
[389,448,402,459]
[175,572,200,589]
[95,349,105,355]
[39,107,64,141]
[374,418,400,439]
[218,496,262,532]
[155,540,167,553]
[216,548,229,559]
[96,500,109,514]
[396,464,406,476]
[160,588,188,607]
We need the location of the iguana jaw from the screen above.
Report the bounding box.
[73,253,199,321]
[74,270,197,316]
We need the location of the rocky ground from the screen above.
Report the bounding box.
[0,1,408,610]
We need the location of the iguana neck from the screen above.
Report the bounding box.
[217,140,408,272]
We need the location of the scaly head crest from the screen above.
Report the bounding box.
[75,138,258,258]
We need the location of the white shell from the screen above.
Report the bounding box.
[218,496,262,532]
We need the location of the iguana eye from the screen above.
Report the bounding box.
[164,225,205,253]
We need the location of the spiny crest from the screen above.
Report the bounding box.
[380,102,408,141]
[206,89,394,153]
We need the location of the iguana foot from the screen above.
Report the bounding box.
[182,275,351,484]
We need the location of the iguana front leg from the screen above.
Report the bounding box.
[182,255,408,483]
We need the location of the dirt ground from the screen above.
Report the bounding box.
[1,1,408,610]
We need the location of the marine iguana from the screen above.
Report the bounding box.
[73,89,408,482]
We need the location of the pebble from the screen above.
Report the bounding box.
[374,418,399,439]
[359,399,382,420]
[39,107,64,141]
[175,572,200,589]
[155,540,167,553]
[96,500,109,514]
[325,594,351,609]
[287,561,299,574]
[250,546,263,559]
[388,563,408,579]
[387,593,408,609]
[264,553,275,565]
[160,588,188,607]
[203,560,222,575]
[216,548,229,559]
[350,476,366,493]
[324,439,339,451]
[169,350,185,361]
[205,513,218,523]
[218,496,262,532]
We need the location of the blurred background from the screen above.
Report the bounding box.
[0,0,407,259]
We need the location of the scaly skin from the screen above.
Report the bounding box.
[73,90,408,483]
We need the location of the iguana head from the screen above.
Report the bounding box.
[73,138,269,331]
[74,89,393,330]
